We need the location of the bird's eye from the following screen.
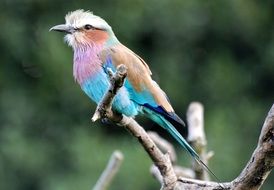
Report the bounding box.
[84,24,94,30]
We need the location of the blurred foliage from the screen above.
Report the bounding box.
[0,0,273,189]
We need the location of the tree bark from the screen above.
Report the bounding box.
[91,65,274,190]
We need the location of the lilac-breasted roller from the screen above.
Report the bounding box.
[50,10,218,178]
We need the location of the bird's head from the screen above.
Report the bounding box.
[50,10,117,49]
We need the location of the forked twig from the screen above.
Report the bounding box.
[91,64,274,189]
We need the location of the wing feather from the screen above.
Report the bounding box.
[100,44,174,113]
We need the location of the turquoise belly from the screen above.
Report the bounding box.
[81,70,139,117]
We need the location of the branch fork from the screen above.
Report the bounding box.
[91,64,177,189]
[91,64,274,190]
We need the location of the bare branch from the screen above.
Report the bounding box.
[91,64,274,189]
[175,177,230,190]
[91,64,127,123]
[173,166,195,179]
[230,104,274,190]
[175,104,274,189]
[148,131,177,163]
[93,150,124,190]
[119,117,177,190]
[150,165,164,184]
[187,102,211,180]
[148,131,196,179]
[91,65,177,190]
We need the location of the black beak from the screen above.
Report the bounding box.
[49,24,75,34]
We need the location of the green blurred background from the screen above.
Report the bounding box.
[0,0,273,189]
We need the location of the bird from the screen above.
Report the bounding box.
[50,9,219,180]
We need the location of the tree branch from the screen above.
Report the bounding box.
[148,131,177,163]
[187,102,213,180]
[91,65,177,190]
[175,104,274,189]
[230,104,274,189]
[148,131,195,179]
[91,64,274,189]
[93,150,124,190]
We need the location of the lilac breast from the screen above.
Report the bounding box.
[72,45,139,116]
[73,45,103,85]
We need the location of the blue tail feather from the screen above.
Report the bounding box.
[158,115,200,159]
[142,107,199,158]
[161,116,222,182]
[142,107,221,184]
